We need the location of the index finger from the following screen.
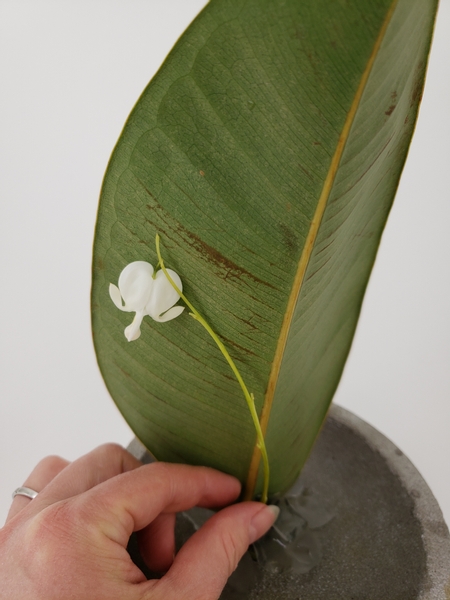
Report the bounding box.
[25,443,141,517]
[72,462,241,547]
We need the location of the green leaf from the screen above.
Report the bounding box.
[92,0,438,498]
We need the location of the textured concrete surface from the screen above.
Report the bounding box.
[127,405,450,599]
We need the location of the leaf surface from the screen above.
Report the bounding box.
[92,0,438,497]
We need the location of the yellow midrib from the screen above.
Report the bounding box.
[244,0,398,500]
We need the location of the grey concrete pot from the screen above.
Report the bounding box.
[127,405,450,599]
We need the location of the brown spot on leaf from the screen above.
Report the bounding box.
[280,223,299,255]
[299,163,314,181]
[234,313,259,332]
[411,61,425,107]
[199,170,205,176]
[411,81,423,106]
[118,366,131,379]
[385,104,396,116]
[220,335,256,357]
[138,179,275,289]
[385,93,397,116]
[183,229,276,290]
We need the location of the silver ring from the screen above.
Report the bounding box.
[12,486,39,500]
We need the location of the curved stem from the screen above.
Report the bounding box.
[155,234,269,503]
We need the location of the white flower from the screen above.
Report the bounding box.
[109,261,185,342]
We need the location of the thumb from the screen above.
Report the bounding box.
[148,502,279,600]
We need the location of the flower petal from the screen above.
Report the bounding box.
[124,311,145,342]
[118,261,154,311]
[109,283,128,311]
[146,268,183,320]
[153,305,186,323]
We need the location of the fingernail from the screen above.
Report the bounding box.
[249,504,280,544]
[267,504,280,521]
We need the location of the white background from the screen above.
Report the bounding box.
[0,1,448,527]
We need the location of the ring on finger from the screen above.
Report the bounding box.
[12,486,39,500]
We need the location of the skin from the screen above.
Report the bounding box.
[0,444,278,600]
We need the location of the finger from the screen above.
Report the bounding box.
[29,443,141,515]
[6,455,69,523]
[151,502,279,600]
[73,463,241,547]
[137,512,176,573]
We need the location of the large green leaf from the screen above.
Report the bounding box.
[92,0,438,498]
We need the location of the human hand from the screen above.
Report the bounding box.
[0,444,278,600]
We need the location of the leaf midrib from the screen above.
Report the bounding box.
[244,0,399,500]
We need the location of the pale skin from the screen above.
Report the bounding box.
[0,444,278,600]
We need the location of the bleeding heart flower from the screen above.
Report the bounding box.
[109,261,185,342]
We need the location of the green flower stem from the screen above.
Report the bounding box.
[155,234,269,504]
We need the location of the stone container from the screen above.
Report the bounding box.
[127,404,450,599]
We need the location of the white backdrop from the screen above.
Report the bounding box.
[0,1,449,526]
